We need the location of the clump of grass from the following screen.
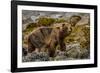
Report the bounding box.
[23,23,37,34]
[37,17,55,26]
[55,18,66,23]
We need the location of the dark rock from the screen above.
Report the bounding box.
[22,48,28,56]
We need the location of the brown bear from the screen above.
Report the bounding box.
[27,15,81,57]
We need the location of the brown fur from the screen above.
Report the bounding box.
[27,16,81,57]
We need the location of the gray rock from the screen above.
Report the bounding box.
[65,43,89,59]
[22,52,50,62]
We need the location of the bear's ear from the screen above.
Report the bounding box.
[56,27,60,30]
[69,15,81,26]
